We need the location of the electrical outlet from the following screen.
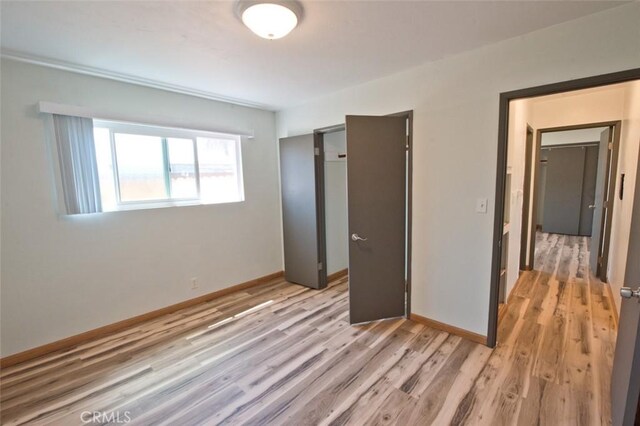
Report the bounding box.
[476,198,488,214]
[191,277,199,290]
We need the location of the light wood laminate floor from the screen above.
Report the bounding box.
[0,233,617,425]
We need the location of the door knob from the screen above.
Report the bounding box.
[588,204,597,209]
[351,233,368,242]
[620,287,640,300]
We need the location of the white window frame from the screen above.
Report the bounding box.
[94,120,245,212]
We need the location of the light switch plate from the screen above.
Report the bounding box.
[476,198,488,214]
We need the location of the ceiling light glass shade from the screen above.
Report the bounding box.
[241,3,299,40]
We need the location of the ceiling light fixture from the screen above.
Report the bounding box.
[235,1,303,40]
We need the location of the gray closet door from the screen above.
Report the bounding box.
[590,128,611,276]
[542,146,586,235]
[346,115,407,324]
[279,134,323,289]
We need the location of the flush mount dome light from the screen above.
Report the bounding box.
[236,1,303,40]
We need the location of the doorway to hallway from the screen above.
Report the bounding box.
[490,68,640,424]
[497,231,617,423]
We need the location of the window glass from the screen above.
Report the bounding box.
[114,133,167,202]
[91,122,244,211]
[167,138,198,199]
[93,127,117,211]
[197,137,243,203]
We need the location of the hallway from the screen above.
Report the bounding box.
[497,232,617,424]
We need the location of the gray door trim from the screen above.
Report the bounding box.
[529,122,620,276]
[315,123,346,135]
[599,123,621,282]
[280,125,354,291]
[314,132,328,289]
[313,111,413,317]
[489,68,640,348]
[527,129,542,270]
[314,124,346,291]
[520,125,534,270]
[389,110,414,318]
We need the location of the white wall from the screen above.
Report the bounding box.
[0,59,283,357]
[530,85,626,128]
[541,127,608,146]
[609,80,640,311]
[276,3,640,336]
[324,131,349,275]
[505,99,529,297]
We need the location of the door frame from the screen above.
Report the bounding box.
[520,125,534,271]
[313,110,414,317]
[529,122,621,276]
[314,123,345,289]
[487,68,640,348]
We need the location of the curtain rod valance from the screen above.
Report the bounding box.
[38,101,255,139]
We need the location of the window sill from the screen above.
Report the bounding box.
[106,198,245,213]
[62,198,245,217]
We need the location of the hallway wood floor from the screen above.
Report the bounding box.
[0,233,617,425]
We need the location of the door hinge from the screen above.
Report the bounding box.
[314,147,320,156]
[318,262,323,270]
[598,256,603,266]
[608,142,613,150]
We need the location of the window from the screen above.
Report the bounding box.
[93,121,244,212]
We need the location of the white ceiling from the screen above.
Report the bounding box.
[0,1,628,110]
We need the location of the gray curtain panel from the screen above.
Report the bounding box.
[53,114,102,214]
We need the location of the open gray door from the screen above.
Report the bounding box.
[590,128,612,277]
[346,115,407,324]
[611,146,640,426]
[612,293,640,426]
[279,134,324,289]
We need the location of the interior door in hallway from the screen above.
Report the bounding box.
[542,146,586,235]
[346,115,407,324]
[590,127,612,277]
